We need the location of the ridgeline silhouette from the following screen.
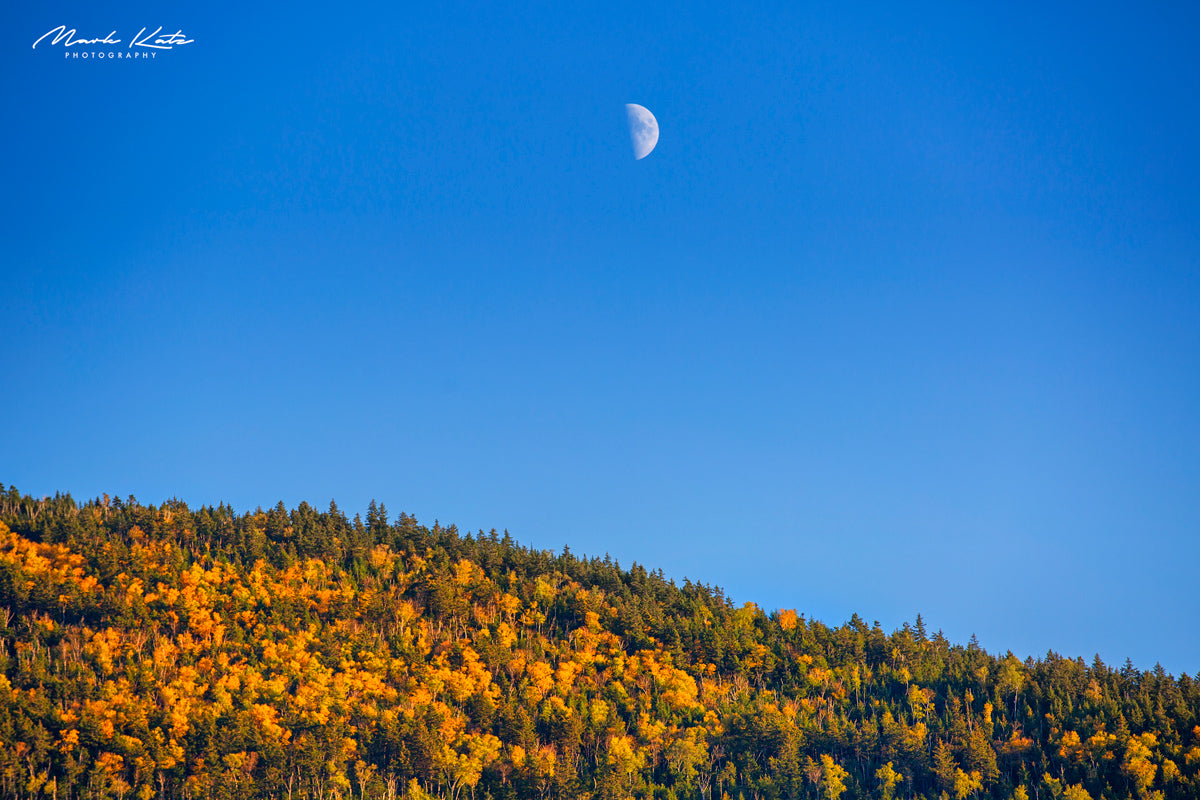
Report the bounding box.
[1,485,1196,799]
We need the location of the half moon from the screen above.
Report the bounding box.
[625,103,659,160]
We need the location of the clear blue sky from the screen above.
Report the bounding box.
[4,1,1198,675]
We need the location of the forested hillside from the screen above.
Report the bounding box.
[1,486,1197,800]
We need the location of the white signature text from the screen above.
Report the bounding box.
[33,25,194,51]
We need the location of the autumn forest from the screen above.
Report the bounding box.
[0,486,1197,800]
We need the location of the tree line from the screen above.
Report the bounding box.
[0,485,1197,800]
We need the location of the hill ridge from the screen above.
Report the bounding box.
[1,485,1196,800]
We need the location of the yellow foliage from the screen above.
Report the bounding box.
[5,502,1188,800]
[820,754,848,800]
[1122,733,1158,793]
[555,659,582,694]
[952,768,982,800]
[454,558,479,587]
[525,660,554,701]
[875,761,901,800]
[1001,731,1034,757]
[57,729,80,754]
[369,544,394,570]
[1063,784,1093,800]
[607,735,642,776]
[1059,730,1084,762]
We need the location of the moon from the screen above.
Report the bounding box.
[625,103,659,160]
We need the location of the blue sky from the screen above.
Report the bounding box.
[4,1,1199,675]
